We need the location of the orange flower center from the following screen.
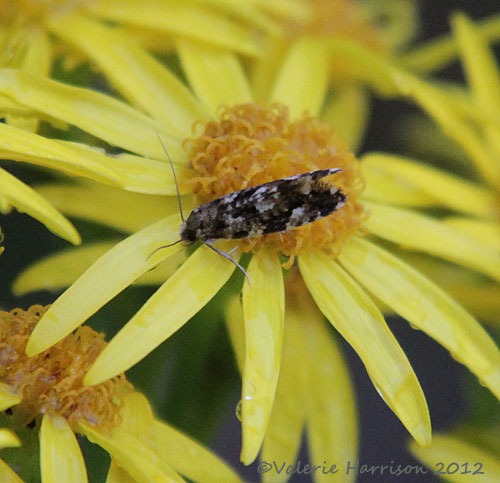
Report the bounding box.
[185,103,367,265]
[0,306,131,431]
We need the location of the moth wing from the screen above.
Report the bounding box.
[184,168,345,240]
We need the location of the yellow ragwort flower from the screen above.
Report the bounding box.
[0,0,290,243]
[0,305,242,482]
[251,0,419,149]
[359,13,500,324]
[1,8,499,465]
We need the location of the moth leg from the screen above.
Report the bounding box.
[204,240,250,284]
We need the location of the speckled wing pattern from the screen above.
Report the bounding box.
[180,168,347,242]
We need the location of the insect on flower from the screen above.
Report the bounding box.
[151,135,348,281]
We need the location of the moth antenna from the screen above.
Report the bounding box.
[204,241,251,285]
[146,239,183,261]
[156,132,185,223]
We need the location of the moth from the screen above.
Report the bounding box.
[151,136,347,281]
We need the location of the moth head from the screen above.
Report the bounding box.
[179,214,202,243]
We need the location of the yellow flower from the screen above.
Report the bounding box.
[2,21,499,466]
[0,305,241,482]
[251,0,419,150]
[361,13,500,324]
[0,0,287,243]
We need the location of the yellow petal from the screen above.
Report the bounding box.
[86,0,262,56]
[23,28,51,76]
[0,93,30,114]
[118,391,157,444]
[444,217,500,251]
[0,429,21,449]
[7,29,50,132]
[225,295,246,373]
[0,458,23,483]
[394,74,500,188]
[118,390,241,482]
[13,241,117,296]
[364,201,500,283]
[426,86,500,135]
[270,37,329,118]
[361,153,497,218]
[50,16,206,138]
[14,233,179,297]
[250,41,287,104]
[321,85,370,152]
[0,68,182,160]
[362,161,436,207]
[399,14,500,73]
[0,167,80,244]
[299,251,431,446]
[326,36,399,95]
[54,141,186,196]
[85,243,236,385]
[444,282,500,326]
[453,13,500,161]
[261,307,306,481]
[392,253,500,325]
[0,383,20,411]
[178,40,252,117]
[410,434,500,482]
[136,248,187,283]
[240,250,284,464]
[78,422,183,483]
[191,0,280,33]
[106,462,136,483]
[155,421,242,483]
[339,237,500,400]
[26,216,182,356]
[289,300,358,483]
[35,181,180,232]
[0,123,122,186]
[40,414,88,483]
[453,14,500,113]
